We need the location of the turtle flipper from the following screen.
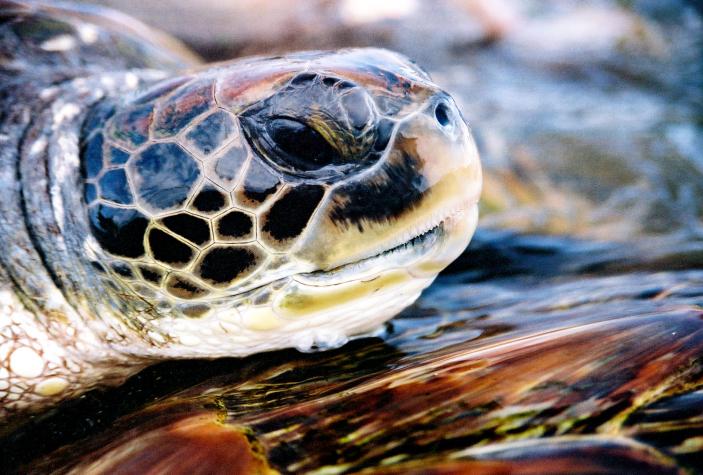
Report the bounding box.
[0,0,199,77]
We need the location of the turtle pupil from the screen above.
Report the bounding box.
[435,103,451,127]
[268,118,338,170]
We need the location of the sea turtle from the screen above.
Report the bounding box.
[0,1,481,420]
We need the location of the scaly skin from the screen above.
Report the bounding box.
[0,1,482,422]
[0,0,202,421]
[0,67,181,420]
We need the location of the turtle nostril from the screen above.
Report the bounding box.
[434,102,452,128]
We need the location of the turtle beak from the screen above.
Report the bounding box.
[295,92,482,270]
[387,93,482,276]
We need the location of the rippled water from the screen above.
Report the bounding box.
[6,259,703,472]
[3,1,703,473]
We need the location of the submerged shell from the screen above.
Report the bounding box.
[5,240,703,473]
[2,1,702,474]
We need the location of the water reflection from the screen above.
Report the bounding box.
[4,0,703,473]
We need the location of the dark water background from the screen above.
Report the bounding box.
[3,1,703,473]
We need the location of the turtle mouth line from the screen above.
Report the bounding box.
[375,223,442,259]
[300,202,474,282]
[353,201,475,269]
[231,203,472,296]
[295,224,442,284]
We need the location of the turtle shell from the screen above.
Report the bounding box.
[5,244,703,473]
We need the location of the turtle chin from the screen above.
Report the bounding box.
[140,208,479,360]
[241,202,479,352]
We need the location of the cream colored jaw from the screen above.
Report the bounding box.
[293,107,481,271]
[139,92,482,355]
[154,203,478,355]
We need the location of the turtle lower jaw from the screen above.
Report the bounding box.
[296,201,477,286]
[155,204,477,357]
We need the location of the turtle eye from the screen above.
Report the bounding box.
[266,118,342,172]
[240,74,380,179]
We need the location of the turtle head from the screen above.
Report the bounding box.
[82,49,481,356]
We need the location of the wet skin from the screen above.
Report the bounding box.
[83,48,482,358]
[0,1,480,422]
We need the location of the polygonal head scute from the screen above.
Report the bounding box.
[234,157,281,209]
[98,169,133,205]
[195,244,266,288]
[106,102,154,150]
[147,227,196,269]
[152,78,216,138]
[259,184,326,251]
[130,142,201,213]
[182,109,237,157]
[205,143,249,191]
[137,265,166,287]
[82,74,271,320]
[88,204,149,258]
[190,184,231,215]
[215,210,255,242]
[159,213,211,247]
[165,273,211,300]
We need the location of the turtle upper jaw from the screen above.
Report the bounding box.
[296,197,478,286]
[293,93,483,274]
[296,219,442,285]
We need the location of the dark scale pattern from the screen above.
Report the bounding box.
[138,265,165,286]
[165,274,210,300]
[179,304,211,318]
[88,204,149,258]
[374,118,395,152]
[107,103,154,150]
[81,100,116,143]
[161,213,211,246]
[132,143,200,211]
[290,73,317,85]
[82,133,104,178]
[90,261,106,274]
[341,88,374,130]
[153,79,214,138]
[107,147,130,166]
[213,145,247,184]
[329,150,426,228]
[148,228,195,268]
[191,186,228,213]
[197,246,261,287]
[241,159,280,203]
[98,169,133,205]
[262,184,325,241]
[322,76,338,87]
[84,183,97,204]
[217,211,253,240]
[110,262,134,278]
[185,110,236,156]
